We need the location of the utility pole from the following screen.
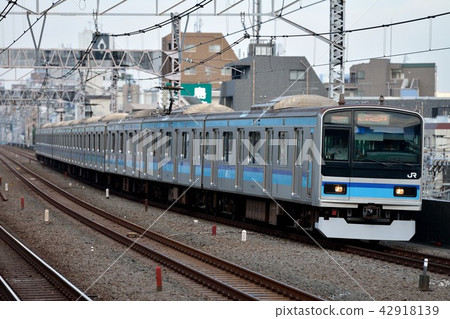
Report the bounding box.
[329,0,345,100]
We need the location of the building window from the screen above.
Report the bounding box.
[289,70,306,81]
[357,71,365,79]
[221,67,232,76]
[209,44,221,52]
[255,45,272,56]
[184,44,196,52]
[391,69,403,79]
[184,67,196,75]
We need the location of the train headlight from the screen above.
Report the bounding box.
[394,186,417,197]
[324,183,347,195]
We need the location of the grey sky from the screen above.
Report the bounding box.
[1,0,449,93]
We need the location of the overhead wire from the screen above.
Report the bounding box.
[0,0,66,56]
[0,0,17,23]
[110,0,213,37]
[257,11,450,39]
[3,2,449,102]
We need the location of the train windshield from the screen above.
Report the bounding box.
[323,110,422,164]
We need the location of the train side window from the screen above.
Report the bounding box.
[223,131,233,162]
[278,131,288,167]
[266,129,273,165]
[111,133,116,153]
[295,129,303,166]
[181,132,189,159]
[205,132,210,156]
[128,132,133,154]
[248,131,261,164]
[238,129,244,163]
[148,131,155,157]
[119,132,124,153]
[165,132,172,158]
[98,134,101,152]
[198,131,203,161]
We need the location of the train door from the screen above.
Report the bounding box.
[235,129,243,191]
[243,128,266,196]
[160,130,173,182]
[107,130,117,173]
[217,129,236,191]
[307,129,314,197]
[144,129,154,179]
[117,130,126,174]
[301,129,314,199]
[177,130,191,185]
[126,130,138,176]
[99,129,105,171]
[263,128,273,195]
[292,128,303,198]
[156,129,164,181]
[202,129,213,189]
[272,128,292,200]
[190,129,196,184]
[321,127,350,200]
[210,129,219,188]
[172,129,179,182]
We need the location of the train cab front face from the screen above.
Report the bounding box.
[316,107,423,240]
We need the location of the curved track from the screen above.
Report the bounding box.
[0,225,91,301]
[0,148,323,301]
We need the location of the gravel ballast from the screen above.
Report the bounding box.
[1,155,449,301]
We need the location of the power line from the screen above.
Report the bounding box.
[0,0,17,22]
[110,0,213,37]
[0,0,66,56]
[258,11,450,39]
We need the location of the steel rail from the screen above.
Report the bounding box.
[0,225,91,301]
[0,151,322,301]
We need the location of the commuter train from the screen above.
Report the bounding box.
[35,95,423,241]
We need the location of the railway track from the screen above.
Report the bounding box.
[0,149,322,301]
[0,225,91,301]
[339,243,450,276]
[7,146,450,280]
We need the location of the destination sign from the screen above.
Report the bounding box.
[356,113,390,125]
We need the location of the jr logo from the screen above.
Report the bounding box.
[407,172,417,179]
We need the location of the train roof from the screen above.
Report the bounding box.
[70,118,87,125]
[251,94,338,110]
[128,109,162,118]
[101,113,128,122]
[173,103,234,115]
[84,116,103,123]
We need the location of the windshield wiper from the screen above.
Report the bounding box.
[387,159,416,167]
[357,157,391,167]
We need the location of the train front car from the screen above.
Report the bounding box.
[316,106,423,241]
